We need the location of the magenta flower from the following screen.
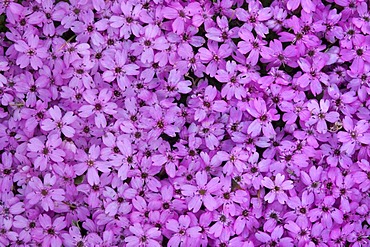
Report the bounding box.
[109,1,142,39]
[261,173,293,204]
[41,106,77,138]
[215,61,248,100]
[297,56,329,95]
[78,88,117,128]
[0,153,13,192]
[33,214,66,247]
[340,34,370,73]
[354,159,370,192]
[337,116,370,155]
[26,174,65,211]
[235,1,273,37]
[125,223,161,247]
[245,97,279,138]
[27,134,65,171]
[256,226,293,247]
[306,99,339,134]
[198,41,232,76]
[74,145,110,185]
[287,0,315,13]
[14,34,48,70]
[166,215,201,247]
[237,28,272,65]
[101,50,140,90]
[308,196,343,228]
[181,171,221,212]
[71,10,105,46]
[114,138,136,181]
[162,2,201,34]
[353,2,370,34]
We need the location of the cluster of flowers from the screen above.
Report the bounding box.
[0,0,370,246]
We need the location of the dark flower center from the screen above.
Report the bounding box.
[47,228,55,235]
[127,156,133,163]
[95,103,102,111]
[115,67,122,74]
[252,42,259,49]
[135,132,142,139]
[203,101,211,108]
[113,147,120,153]
[356,49,363,56]
[242,210,249,217]
[231,123,238,131]
[126,17,133,23]
[223,193,230,199]
[87,25,94,32]
[260,115,267,121]
[27,49,35,56]
[83,126,90,133]
[179,10,186,18]
[76,69,84,74]
[199,189,206,195]
[157,121,164,129]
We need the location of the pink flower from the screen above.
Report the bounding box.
[337,116,370,155]
[166,215,201,247]
[245,97,279,138]
[125,223,161,247]
[33,214,66,246]
[261,173,293,204]
[306,99,339,134]
[256,226,293,247]
[14,34,48,70]
[109,1,142,39]
[27,134,65,171]
[41,106,77,138]
[101,49,140,90]
[287,0,315,13]
[198,41,232,76]
[297,56,329,96]
[162,2,201,34]
[78,88,117,128]
[26,174,65,211]
[74,145,110,185]
[181,171,221,212]
[237,28,272,65]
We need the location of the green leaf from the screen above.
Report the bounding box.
[74,175,84,185]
